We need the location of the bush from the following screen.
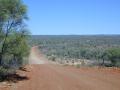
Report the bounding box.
[49,55,56,61]
[106,48,120,67]
[0,66,16,81]
[0,0,30,79]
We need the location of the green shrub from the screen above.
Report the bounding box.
[0,66,16,81]
[49,55,56,61]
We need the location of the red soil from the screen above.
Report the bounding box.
[0,46,120,90]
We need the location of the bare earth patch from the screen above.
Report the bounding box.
[0,46,120,90]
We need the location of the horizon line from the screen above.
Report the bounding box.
[31,34,120,36]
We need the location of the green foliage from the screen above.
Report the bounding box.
[31,35,120,67]
[0,0,30,78]
[0,66,15,76]
[106,48,120,66]
[48,55,56,61]
[0,0,27,22]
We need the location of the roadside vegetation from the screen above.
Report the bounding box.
[0,0,30,81]
[31,35,120,67]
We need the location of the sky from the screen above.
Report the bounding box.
[24,0,120,35]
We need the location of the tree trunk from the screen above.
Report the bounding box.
[0,54,2,65]
[102,59,105,66]
[0,24,10,65]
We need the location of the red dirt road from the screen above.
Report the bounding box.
[1,47,120,90]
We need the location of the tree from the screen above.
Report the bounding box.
[106,48,120,66]
[0,0,29,67]
[100,51,108,66]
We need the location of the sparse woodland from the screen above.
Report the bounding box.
[31,35,120,67]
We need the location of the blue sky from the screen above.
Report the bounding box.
[24,0,120,35]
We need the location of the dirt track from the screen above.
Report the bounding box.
[1,46,120,90]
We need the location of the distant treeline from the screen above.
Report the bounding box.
[30,35,120,66]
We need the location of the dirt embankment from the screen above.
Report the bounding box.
[0,46,120,90]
